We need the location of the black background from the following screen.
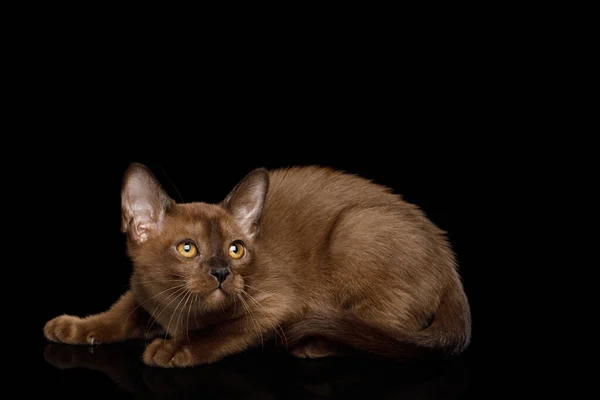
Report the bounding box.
[7,18,538,397]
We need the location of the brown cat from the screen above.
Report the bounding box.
[44,163,471,367]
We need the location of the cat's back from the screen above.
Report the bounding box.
[260,166,412,244]
[266,165,396,215]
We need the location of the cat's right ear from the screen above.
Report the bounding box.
[224,168,270,239]
[121,163,172,244]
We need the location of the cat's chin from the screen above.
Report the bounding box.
[201,287,236,311]
[211,288,227,300]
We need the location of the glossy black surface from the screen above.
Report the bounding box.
[39,340,473,399]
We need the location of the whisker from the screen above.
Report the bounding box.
[185,292,195,345]
[219,294,225,314]
[243,284,271,296]
[145,286,188,342]
[159,164,185,203]
[130,279,188,285]
[137,272,189,279]
[241,294,264,349]
[142,285,188,337]
[176,291,194,345]
[193,294,200,330]
[165,288,191,343]
[237,293,264,350]
[124,284,187,326]
[242,290,287,346]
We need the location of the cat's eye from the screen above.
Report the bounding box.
[228,241,245,259]
[176,241,198,258]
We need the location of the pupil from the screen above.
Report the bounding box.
[184,244,191,251]
[231,245,238,253]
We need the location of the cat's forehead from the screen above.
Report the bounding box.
[165,202,238,235]
[174,202,225,218]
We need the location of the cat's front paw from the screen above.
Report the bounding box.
[143,338,196,368]
[44,315,104,345]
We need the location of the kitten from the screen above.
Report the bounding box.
[44,163,471,367]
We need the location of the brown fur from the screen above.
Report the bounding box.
[44,163,471,367]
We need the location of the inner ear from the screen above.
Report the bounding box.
[224,168,269,238]
[121,163,172,243]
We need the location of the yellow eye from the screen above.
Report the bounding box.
[176,241,198,258]
[228,241,245,259]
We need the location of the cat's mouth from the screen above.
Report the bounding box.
[214,275,243,298]
[188,284,230,297]
[185,274,243,306]
[216,281,234,296]
[213,285,227,294]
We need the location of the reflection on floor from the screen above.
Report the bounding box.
[42,340,470,399]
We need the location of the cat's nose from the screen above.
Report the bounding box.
[210,268,230,284]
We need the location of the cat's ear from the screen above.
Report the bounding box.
[224,168,270,238]
[121,163,172,244]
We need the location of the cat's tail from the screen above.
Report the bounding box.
[285,288,471,361]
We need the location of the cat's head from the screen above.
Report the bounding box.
[120,163,269,313]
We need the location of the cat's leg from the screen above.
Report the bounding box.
[44,291,155,345]
[290,337,345,359]
[142,301,289,367]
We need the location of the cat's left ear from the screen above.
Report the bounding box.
[224,168,270,239]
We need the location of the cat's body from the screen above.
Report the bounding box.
[44,164,471,367]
